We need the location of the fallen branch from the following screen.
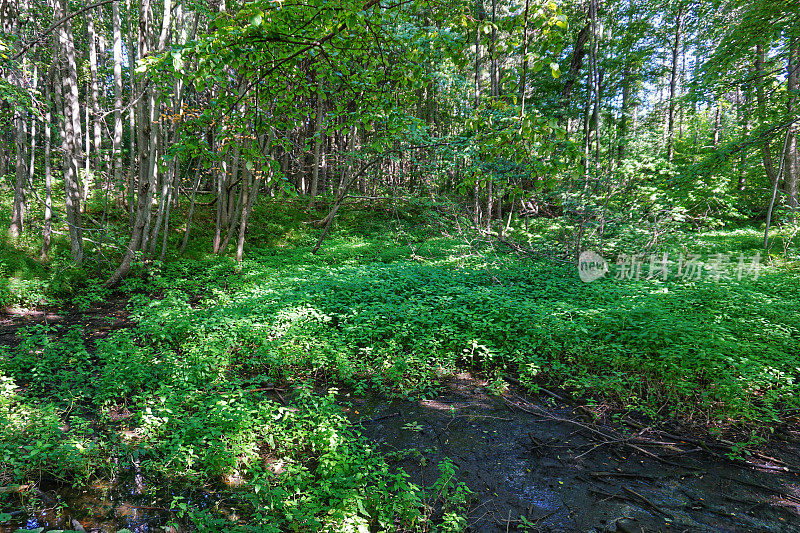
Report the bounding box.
[623,487,673,518]
[589,471,655,480]
[0,484,31,494]
[360,412,401,425]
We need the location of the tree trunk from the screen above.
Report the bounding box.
[88,15,102,206]
[519,0,530,115]
[55,0,84,264]
[755,44,778,185]
[784,38,800,210]
[41,78,53,261]
[666,3,683,162]
[474,0,484,108]
[489,0,498,98]
[112,0,124,204]
[9,110,27,240]
[561,22,591,103]
[309,76,325,203]
[27,65,37,191]
[236,165,261,263]
[738,86,750,191]
[179,165,202,255]
[106,0,160,286]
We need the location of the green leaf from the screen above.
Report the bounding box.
[250,12,263,27]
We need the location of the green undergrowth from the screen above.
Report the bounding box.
[0,325,467,531]
[135,238,800,428]
[1,197,799,529]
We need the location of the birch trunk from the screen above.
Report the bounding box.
[666,4,683,162]
[112,0,124,204]
[41,78,53,261]
[55,0,84,263]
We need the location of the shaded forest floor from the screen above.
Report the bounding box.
[2,198,800,531]
[1,302,799,532]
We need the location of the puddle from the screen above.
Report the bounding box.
[1,474,182,533]
[341,374,800,532]
[3,372,800,531]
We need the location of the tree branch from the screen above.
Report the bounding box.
[11,0,115,61]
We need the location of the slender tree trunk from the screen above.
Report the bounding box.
[106,0,161,285]
[519,0,530,116]
[27,65,37,189]
[309,76,325,203]
[41,78,53,261]
[486,180,493,230]
[9,110,27,240]
[213,152,228,253]
[126,0,137,218]
[738,86,751,191]
[88,15,102,205]
[784,38,800,210]
[6,2,24,240]
[112,0,124,204]
[755,44,778,185]
[589,0,600,172]
[474,0,484,108]
[618,1,635,162]
[561,23,591,104]
[83,99,92,209]
[618,62,631,161]
[489,0,498,98]
[666,3,683,162]
[237,165,261,263]
[55,0,84,264]
[180,165,202,255]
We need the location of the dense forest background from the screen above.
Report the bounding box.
[2,0,798,279]
[2,0,800,531]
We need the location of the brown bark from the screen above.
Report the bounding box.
[755,44,778,185]
[666,3,683,162]
[41,77,53,260]
[784,38,799,210]
[561,23,591,103]
[519,0,530,115]
[9,110,26,240]
[55,0,84,264]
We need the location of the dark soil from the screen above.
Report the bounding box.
[2,303,800,532]
[344,375,800,533]
[0,296,135,349]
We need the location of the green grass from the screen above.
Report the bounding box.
[1,195,799,530]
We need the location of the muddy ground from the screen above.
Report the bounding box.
[2,303,800,532]
[346,376,800,532]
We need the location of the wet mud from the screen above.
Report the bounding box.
[2,303,800,532]
[345,375,800,532]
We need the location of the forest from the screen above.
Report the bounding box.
[1,0,800,531]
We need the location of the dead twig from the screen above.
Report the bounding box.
[0,484,31,494]
[589,471,655,480]
[623,487,673,518]
[359,411,401,425]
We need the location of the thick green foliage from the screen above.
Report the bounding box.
[1,199,798,530]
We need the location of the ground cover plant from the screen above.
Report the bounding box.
[1,197,799,530]
[3,0,800,528]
